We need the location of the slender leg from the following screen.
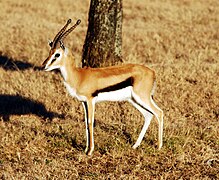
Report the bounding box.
[131,93,163,149]
[82,102,89,153]
[150,97,163,149]
[83,99,95,155]
[129,99,153,149]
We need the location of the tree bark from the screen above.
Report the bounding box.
[82,0,123,68]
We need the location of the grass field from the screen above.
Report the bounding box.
[0,0,218,179]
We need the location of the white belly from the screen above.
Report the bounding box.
[64,81,132,103]
[95,86,132,102]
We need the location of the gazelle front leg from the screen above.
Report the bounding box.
[82,98,95,155]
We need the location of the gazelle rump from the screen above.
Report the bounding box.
[42,19,163,155]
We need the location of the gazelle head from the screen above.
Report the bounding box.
[42,19,81,71]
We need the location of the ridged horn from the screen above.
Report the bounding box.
[52,19,72,48]
[60,19,81,42]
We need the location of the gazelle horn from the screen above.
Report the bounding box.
[52,19,72,48]
[59,19,81,43]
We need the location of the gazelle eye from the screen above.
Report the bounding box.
[55,53,60,58]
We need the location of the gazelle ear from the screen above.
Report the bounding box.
[48,39,53,47]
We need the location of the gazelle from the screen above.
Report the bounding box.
[42,19,163,155]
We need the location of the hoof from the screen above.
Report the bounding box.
[132,144,139,149]
[85,147,94,155]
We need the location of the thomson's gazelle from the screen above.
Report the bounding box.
[42,19,163,155]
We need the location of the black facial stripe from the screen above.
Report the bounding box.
[51,58,56,64]
[92,77,134,97]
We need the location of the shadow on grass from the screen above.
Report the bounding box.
[96,120,134,145]
[0,55,41,71]
[0,94,64,122]
[44,129,85,151]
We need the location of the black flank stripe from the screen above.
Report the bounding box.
[92,77,134,97]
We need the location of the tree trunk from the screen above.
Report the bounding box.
[82,0,123,68]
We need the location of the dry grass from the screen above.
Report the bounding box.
[0,0,219,179]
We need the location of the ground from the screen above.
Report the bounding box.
[0,0,218,179]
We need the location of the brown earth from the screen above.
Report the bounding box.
[0,0,218,179]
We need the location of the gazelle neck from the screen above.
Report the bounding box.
[60,47,77,81]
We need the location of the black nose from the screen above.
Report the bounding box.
[41,64,45,70]
[41,63,48,71]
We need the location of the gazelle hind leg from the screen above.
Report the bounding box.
[150,96,163,149]
[131,92,163,149]
[128,99,154,149]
